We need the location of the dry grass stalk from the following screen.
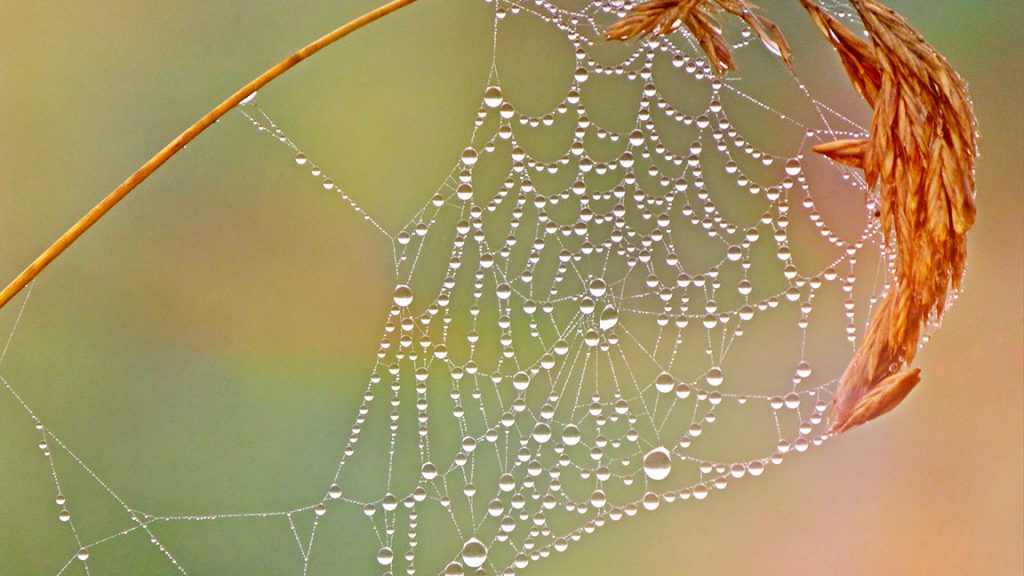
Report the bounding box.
[801,0,977,433]
[0,0,422,310]
[606,0,793,74]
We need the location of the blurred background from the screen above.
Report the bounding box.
[0,1,1020,574]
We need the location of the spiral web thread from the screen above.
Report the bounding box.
[0,1,923,575]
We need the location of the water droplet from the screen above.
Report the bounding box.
[328,483,343,499]
[643,447,672,481]
[727,245,743,261]
[461,538,488,568]
[562,424,581,446]
[377,547,394,565]
[239,91,258,106]
[421,462,438,480]
[748,460,766,476]
[393,284,413,307]
[693,484,710,499]
[532,422,551,443]
[599,305,618,330]
[654,371,675,394]
[483,86,504,108]
[77,548,90,561]
[706,367,724,386]
[784,392,801,409]
[554,339,569,355]
[294,152,307,165]
[784,158,802,176]
[498,473,516,492]
[512,371,530,391]
[579,297,595,315]
[588,278,607,298]
[461,147,479,166]
[796,360,812,378]
[496,283,512,300]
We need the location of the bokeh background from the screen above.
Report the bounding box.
[0,1,1020,574]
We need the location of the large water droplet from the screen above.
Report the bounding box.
[496,283,512,300]
[377,547,394,565]
[784,392,801,409]
[553,339,569,355]
[784,158,802,176]
[579,297,595,315]
[532,422,552,443]
[796,360,813,378]
[421,462,438,480]
[512,371,530,391]
[483,86,504,108]
[562,424,581,446]
[706,367,724,386]
[643,447,672,481]
[461,538,488,568]
[599,305,618,330]
[393,284,414,307]
[730,463,747,478]
[654,371,675,394]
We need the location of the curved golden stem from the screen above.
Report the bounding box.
[0,0,421,309]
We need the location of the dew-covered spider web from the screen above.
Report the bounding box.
[0,1,947,575]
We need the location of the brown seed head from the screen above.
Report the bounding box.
[801,0,978,432]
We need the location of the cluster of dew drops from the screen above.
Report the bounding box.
[27,1,884,574]
[302,3,876,574]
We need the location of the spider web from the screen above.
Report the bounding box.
[0,1,934,574]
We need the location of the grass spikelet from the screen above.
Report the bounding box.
[801,0,978,433]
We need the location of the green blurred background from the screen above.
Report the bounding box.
[0,1,1020,574]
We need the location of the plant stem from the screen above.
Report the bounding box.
[0,0,421,310]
